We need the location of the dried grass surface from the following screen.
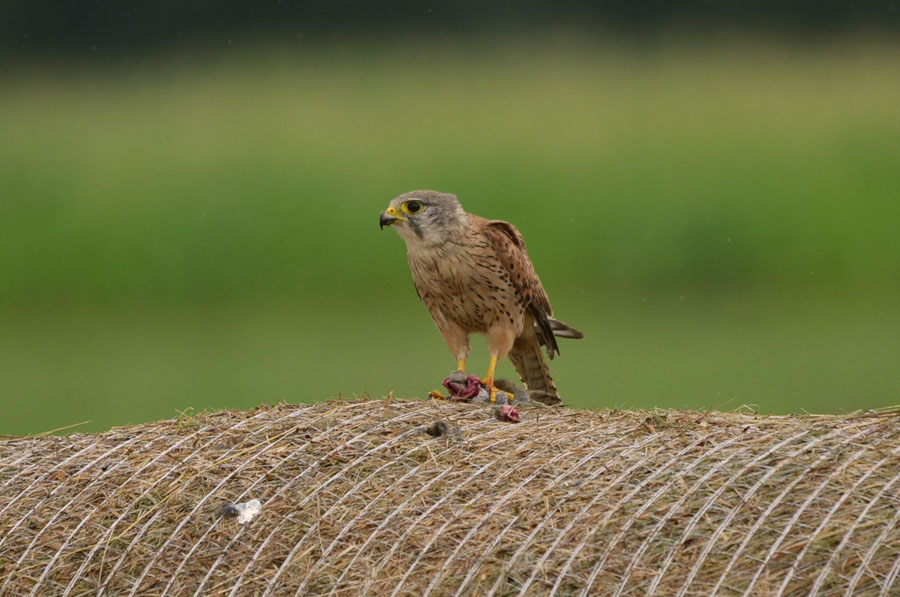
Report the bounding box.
[1,399,899,596]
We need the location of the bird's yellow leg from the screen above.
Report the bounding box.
[457,359,466,373]
[482,353,499,402]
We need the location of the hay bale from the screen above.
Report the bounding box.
[1,400,899,596]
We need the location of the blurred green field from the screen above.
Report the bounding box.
[2,39,899,435]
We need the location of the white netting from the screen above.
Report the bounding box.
[1,400,898,596]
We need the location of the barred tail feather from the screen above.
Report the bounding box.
[509,334,561,406]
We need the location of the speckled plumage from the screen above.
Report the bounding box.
[380,190,583,404]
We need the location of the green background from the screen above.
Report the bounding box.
[3,38,899,435]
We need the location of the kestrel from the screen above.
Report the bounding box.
[379,190,583,404]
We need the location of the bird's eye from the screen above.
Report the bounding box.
[404,201,422,214]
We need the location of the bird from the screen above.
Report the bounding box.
[379,190,583,405]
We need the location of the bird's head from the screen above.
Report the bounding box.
[379,190,466,246]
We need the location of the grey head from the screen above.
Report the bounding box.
[379,190,467,246]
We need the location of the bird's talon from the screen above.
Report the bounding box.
[428,389,447,400]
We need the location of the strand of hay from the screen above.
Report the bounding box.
[1,400,899,595]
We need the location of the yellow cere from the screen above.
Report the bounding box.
[385,205,407,221]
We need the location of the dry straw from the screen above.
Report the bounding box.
[1,399,899,595]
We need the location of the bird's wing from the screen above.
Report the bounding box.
[483,219,552,316]
[483,218,560,357]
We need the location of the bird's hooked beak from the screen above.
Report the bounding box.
[379,205,407,229]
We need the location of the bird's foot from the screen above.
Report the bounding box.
[480,378,501,403]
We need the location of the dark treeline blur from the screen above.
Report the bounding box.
[3,0,899,59]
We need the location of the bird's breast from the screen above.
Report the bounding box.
[407,243,523,333]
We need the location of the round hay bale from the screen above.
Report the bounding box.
[1,400,899,595]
